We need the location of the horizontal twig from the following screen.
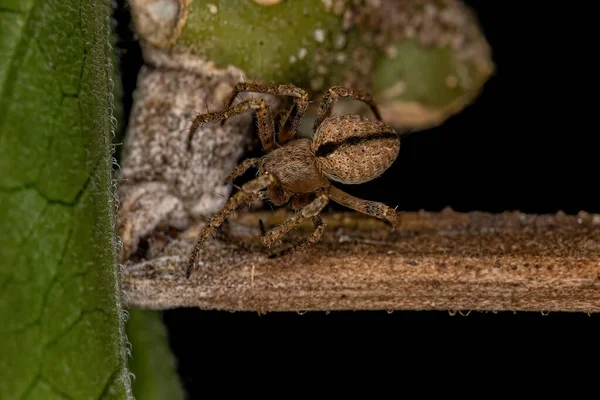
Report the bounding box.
[122,208,600,313]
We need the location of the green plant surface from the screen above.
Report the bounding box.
[0,0,131,399]
[127,309,185,400]
[179,0,344,90]
[373,41,463,108]
[132,0,493,130]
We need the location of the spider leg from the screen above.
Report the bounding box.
[268,215,325,259]
[313,86,382,131]
[262,192,329,248]
[187,98,276,153]
[258,219,266,236]
[186,173,277,278]
[223,82,309,145]
[327,185,400,229]
[276,96,310,145]
[224,157,261,183]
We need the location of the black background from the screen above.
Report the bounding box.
[115,1,598,394]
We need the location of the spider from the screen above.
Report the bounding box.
[186,82,404,278]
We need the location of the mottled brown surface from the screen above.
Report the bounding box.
[122,209,600,313]
[116,66,285,261]
[314,115,399,184]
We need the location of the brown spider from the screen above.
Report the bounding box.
[186,82,404,278]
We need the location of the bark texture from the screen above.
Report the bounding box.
[122,208,600,313]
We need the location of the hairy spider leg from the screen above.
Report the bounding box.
[273,106,291,128]
[269,215,325,259]
[327,185,400,229]
[186,173,277,278]
[262,192,329,248]
[276,93,310,145]
[223,82,309,145]
[313,86,383,131]
[213,158,267,250]
[225,157,261,183]
[187,98,276,152]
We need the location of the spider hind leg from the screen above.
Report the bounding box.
[313,86,382,131]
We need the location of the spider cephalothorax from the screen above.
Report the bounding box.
[186,83,403,278]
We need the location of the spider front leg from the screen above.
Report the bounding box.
[313,86,382,131]
[186,173,277,278]
[262,192,329,254]
[187,98,276,152]
[327,185,400,229]
[224,157,260,183]
[223,82,309,145]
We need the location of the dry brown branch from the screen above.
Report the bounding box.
[122,208,600,313]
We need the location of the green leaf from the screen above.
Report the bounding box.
[0,0,132,399]
[127,310,185,400]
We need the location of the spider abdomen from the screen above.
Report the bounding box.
[312,115,400,184]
